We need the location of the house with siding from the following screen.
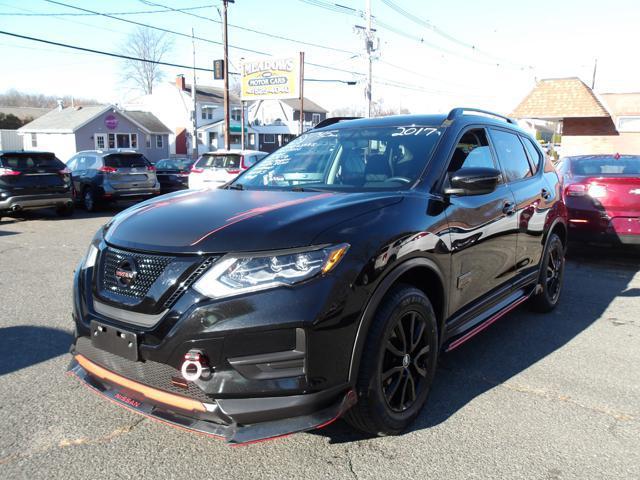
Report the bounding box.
[248,97,328,152]
[17,105,171,162]
[511,77,640,157]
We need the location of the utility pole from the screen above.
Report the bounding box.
[222,0,232,150]
[191,28,198,159]
[591,58,598,90]
[299,51,305,135]
[365,0,373,118]
[355,1,376,117]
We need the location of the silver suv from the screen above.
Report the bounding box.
[66,150,160,211]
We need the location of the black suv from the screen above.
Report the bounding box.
[69,109,568,444]
[0,150,74,221]
[66,150,160,211]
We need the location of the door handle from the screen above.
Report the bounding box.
[502,201,516,215]
[541,188,551,200]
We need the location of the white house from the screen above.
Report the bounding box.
[248,98,328,152]
[129,75,256,156]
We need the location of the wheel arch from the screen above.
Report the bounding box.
[348,257,447,384]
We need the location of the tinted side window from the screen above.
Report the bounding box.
[448,128,496,173]
[522,137,541,174]
[490,129,532,182]
[66,157,78,170]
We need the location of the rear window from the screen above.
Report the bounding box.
[0,153,65,171]
[571,156,640,175]
[156,159,193,170]
[195,154,241,169]
[104,154,150,168]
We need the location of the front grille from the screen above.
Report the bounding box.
[75,337,212,403]
[100,246,174,300]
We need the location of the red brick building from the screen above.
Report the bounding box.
[511,77,640,157]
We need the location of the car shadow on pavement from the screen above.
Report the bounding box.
[314,245,640,443]
[0,326,73,376]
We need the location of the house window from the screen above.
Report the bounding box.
[231,108,241,122]
[208,132,217,146]
[108,133,115,148]
[95,134,105,149]
[116,134,130,148]
[131,133,138,148]
[201,111,207,120]
[145,135,151,148]
[156,135,163,148]
[618,116,640,132]
[312,113,321,125]
[249,133,255,146]
[230,134,241,145]
[263,134,275,144]
[31,133,37,147]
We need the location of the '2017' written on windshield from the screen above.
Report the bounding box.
[391,127,439,137]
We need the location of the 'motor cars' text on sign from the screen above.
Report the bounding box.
[240,56,300,101]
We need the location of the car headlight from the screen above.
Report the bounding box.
[80,227,104,270]
[193,244,349,299]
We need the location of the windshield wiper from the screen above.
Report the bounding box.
[227,183,244,190]
[290,185,326,192]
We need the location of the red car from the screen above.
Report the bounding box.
[558,154,640,245]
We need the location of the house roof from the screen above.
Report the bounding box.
[18,105,170,135]
[0,106,51,121]
[599,93,640,116]
[184,83,241,105]
[281,98,327,113]
[124,110,171,134]
[511,77,610,119]
[18,105,110,133]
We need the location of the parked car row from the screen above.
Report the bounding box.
[0,148,269,221]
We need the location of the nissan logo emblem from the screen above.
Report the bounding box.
[114,258,138,287]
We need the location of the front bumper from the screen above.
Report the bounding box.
[0,192,73,211]
[68,354,355,444]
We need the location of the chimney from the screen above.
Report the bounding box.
[56,99,63,111]
[176,74,186,91]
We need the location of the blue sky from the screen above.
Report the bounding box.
[1,0,639,114]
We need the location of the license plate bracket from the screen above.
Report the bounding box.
[90,321,139,361]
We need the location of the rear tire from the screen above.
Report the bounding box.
[345,284,438,435]
[83,188,97,212]
[528,233,565,312]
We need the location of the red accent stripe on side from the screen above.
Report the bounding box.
[446,295,530,352]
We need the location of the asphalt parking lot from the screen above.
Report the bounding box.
[1,208,639,480]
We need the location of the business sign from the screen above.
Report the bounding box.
[104,114,118,130]
[240,56,300,101]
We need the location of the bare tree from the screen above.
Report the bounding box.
[120,27,173,94]
[330,99,410,118]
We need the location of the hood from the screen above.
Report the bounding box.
[105,188,403,254]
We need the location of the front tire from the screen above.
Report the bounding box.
[528,233,565,312]
[345,284,438,435]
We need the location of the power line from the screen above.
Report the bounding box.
[139,0,358,55]
[0,4,212,17]
[0,30,358,85]
[379,0,533,69]
[41,0,363,77]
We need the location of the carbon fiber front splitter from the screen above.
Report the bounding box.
[67,357,356,445]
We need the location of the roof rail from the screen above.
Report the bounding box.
[447,108,516,125]
[312,117,362,130]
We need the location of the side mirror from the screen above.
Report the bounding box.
[444,167,501,196]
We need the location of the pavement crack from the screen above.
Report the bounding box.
[344,445,359,480]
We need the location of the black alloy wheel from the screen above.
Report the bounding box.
[83,188,96,212]
[345,284,438,435]
[529,233,565,312]
[382,310,431,413]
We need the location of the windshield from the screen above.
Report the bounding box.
[571,155,640,176]
[156,159,193,170]
[235,126,443,191]
[0,153,65,171]
[195,154,241,169]
[104,153,150,169]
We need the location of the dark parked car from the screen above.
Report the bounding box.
[0,150,74,221]
[558,154,640,245]
[69,109,567,444]
[155,157,194,194]
[66,150,160,211]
